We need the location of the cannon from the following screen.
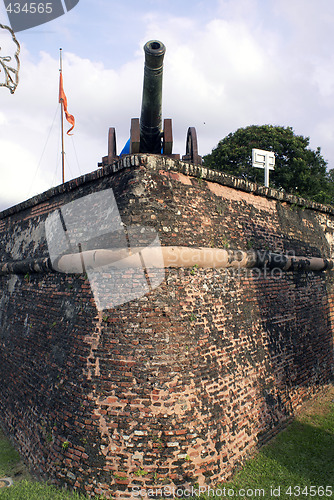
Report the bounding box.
[100,40,202,166]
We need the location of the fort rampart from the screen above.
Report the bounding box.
[0,154,333,498]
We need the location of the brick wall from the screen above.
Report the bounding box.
[0,154,333,498]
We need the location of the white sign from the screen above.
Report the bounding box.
[252,148,275,187]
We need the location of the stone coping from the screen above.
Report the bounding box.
[1,154,334,220]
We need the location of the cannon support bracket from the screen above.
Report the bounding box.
[163,119,173,155]
[182,127,202,165]
[130,118,140,154]
[101,127,118,166]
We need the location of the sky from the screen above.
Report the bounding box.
[0,0,334,211]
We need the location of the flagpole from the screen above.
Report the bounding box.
[59,48,65,184]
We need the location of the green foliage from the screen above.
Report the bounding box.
[190,264,199,275]
[61,440,69,451]
[221,236,229,249]
[204,125,333,204]
[134,467,149,477]
[113,472,128,481]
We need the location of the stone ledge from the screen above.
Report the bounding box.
[145,155,334,214]
[1,154,333,220]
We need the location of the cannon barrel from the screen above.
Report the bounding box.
[139,40,166,154]
[100,40,202,166]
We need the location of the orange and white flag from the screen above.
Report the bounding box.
[59,72,75,135]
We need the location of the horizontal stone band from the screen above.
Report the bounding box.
[0,248,332,275]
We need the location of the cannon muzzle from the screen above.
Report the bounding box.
[140,40,166,154]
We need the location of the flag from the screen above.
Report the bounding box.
[59,71,75,135]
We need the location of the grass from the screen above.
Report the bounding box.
[0,432,21,479]
[0,386,333,499]
[0,480,91,500]
[0,428,90,500]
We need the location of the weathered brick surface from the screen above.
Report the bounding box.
[0,154,333,498]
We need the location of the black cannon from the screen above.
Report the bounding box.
[139,40,165,154]
[100,40,201,166]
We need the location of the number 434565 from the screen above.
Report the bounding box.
[6,3,53,14]
[286,486,333,496]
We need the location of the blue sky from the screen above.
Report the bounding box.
[0,0,334,210]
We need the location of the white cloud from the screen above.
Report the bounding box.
[0,138,51,205]
[142,11,282,154]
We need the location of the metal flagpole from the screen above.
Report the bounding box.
[59,48,65,184]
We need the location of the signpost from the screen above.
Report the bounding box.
[252,148,275,187]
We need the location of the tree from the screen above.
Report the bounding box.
[203,125,331,204]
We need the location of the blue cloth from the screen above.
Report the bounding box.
[120,138,130,157]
